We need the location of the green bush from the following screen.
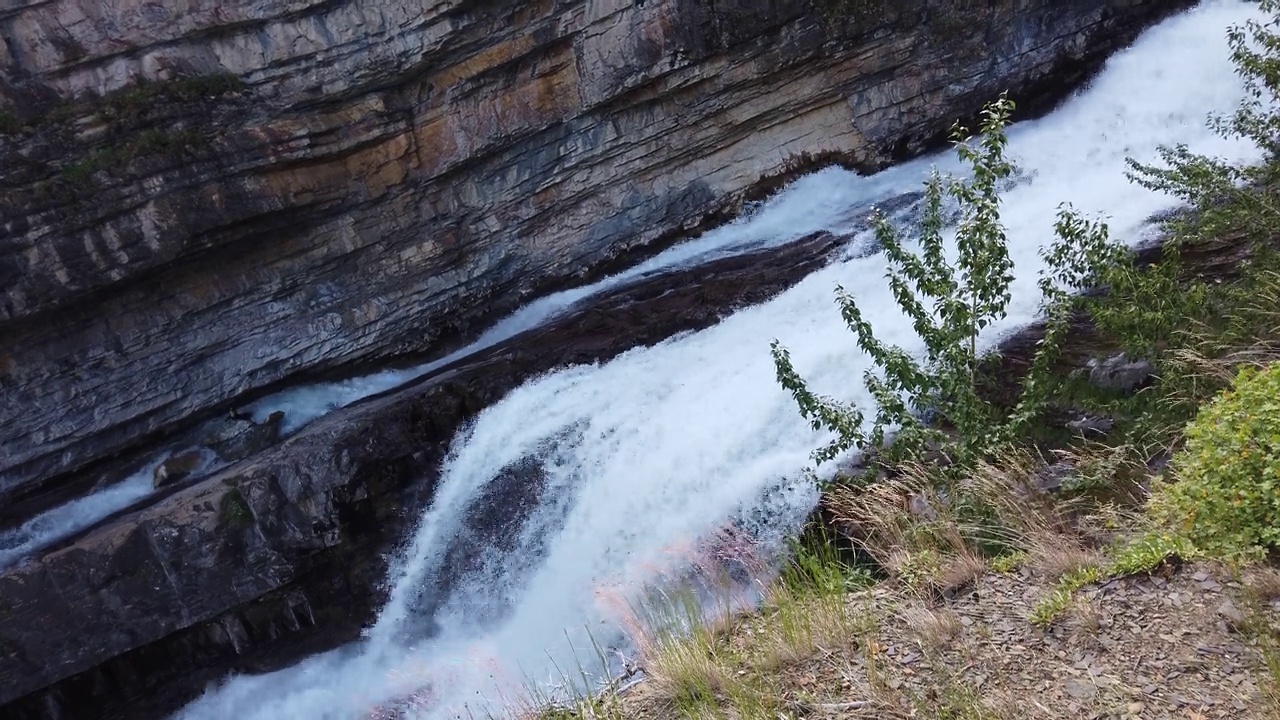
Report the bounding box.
[1149,362,1280,558]
[771,94,1122,479]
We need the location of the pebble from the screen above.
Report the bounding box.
[1064,678,1097,699]
[1216,599,1246,626]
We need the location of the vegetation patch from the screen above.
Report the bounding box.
[0,110,21,136]
[97,72,245,123]
[1149,363,1280,560]
[219,487,254,530]
[524,5,1280,718]
[58,127,208,186]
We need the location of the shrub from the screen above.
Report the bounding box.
[1149,362,1280,559]
[0,110,20,135]
[771,94,1123,479]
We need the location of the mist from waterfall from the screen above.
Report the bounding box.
[175,3,1267,718]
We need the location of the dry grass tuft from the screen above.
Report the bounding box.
[937,551,989,597]
[901,604,963,651]
[635,620,732,711]
[1026,538,1104,583]
[758,588,862,669]
[1069,596,1106,635]
[823,466,988,599]
[1247,566,1280,604]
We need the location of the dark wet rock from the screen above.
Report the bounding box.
[402,451,563,636]
[1089,353,1155,393]
[204,411,286,464]
[0,0,1195,530]
[0,230,843,720]
[151,449,209,489]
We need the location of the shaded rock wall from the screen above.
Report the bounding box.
[0,231,843,720]
[0,0,1193,523]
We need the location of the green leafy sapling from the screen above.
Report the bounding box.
[1127,0,1280,241]
[772,94,1123,481]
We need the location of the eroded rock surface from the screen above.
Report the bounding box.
[0,0,1193,525]
[0,230,843,720]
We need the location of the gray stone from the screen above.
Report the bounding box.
[204,410,286,463]
[1066,414,1115,436]
[151,449,209,489]
[1217,599,1247,627]
[1088,353,1156,392]
[1034,462,1077,493]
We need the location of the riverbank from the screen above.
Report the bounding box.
[525,5,1280,717]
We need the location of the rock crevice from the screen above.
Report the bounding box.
[0,0,1192,523]
[0,0,1195,716]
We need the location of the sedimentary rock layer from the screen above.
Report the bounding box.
[0,230,843,719]
[0,0,1192,522]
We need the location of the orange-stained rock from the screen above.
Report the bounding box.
[0,0,1195,714]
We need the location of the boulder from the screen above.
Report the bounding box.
[1088,353,1156,393]
[151,450,209,489]
[205,411,286,464]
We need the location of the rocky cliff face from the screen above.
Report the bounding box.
[0,0,1193,716]
[0,0,1191,523]
[0,230,845,720]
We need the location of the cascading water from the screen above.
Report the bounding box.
[175,2,1266,718]
[0,106,942,573]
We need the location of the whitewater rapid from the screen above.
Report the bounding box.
[175,2,1266,718]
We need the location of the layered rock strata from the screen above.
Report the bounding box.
[0,0,1196,716]
[0,230,843,720]
[1,0,1192,522]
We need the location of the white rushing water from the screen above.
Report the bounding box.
[0,448,220,570]
[0,463,159,569]
[0,41,947,573]
[244,151,954,436]
[176,3,1266,718]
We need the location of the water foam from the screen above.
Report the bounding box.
[176,3,1265,717]
[0,459,162,569]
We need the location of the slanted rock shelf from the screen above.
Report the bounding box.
[0,0,1195,717]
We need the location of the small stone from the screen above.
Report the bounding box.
[1127,701,1146,715]
[1216,599,1246,626]
[1088,353,1154,392]
[1064,678,1097,700]
[152,448,209,488]
[1034,461,1076,492]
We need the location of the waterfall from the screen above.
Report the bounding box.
[175,2,1265,718]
